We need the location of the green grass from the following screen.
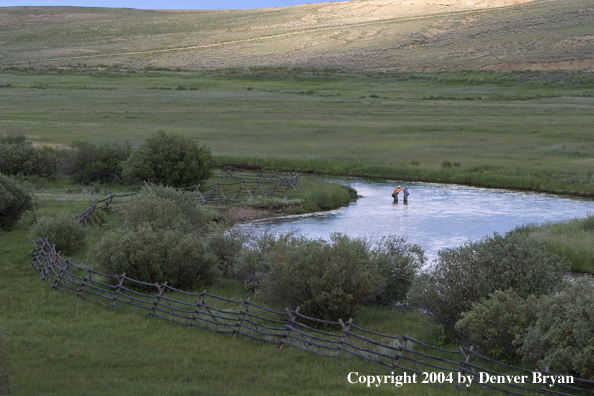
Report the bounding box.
[2,70,594,196]
[2,68,594,394]
[513,215,594,273]
[1,189,475,396]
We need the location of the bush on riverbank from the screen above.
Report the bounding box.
[408,232,568,333]
[257,233,384,321]
[519,276,594,378]
[228,232,423,321]
[455,289,538,362]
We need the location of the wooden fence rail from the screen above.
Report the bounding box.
[73,169,301,227]
[31,237,594,395]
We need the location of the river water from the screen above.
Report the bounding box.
[236,178,594,260]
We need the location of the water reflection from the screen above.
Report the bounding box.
[236,177,594,260]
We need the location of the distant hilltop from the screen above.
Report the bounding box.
[1,0,593,72]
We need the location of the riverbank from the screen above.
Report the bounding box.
[218,157,594,198]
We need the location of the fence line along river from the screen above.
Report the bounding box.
[236,177,594,260]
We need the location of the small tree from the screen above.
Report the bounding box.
[121,183,213,234]
[122,131,214,187]
[68,140,131,183]
[0,174,33,230]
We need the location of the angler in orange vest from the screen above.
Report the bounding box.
[392,185,405,202]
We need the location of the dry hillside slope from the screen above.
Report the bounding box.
[1,0,593,71]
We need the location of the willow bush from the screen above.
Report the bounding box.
[258,233,384,321]
[30,213,88,255]
[122,131,214,187]
[0,133,56,178]
[91,225,219,291]
[519,276,594,378]
[408,232,568,332]
[0,174,33,230]
[68,140,132,183]
[455,290,538,362]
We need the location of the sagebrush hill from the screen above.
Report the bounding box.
[1,0,593,71]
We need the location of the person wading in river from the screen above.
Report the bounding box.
[392,185,405,203]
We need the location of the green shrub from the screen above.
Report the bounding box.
[233,231,281,290]
[0,174,33,230]
[0,133,56,178]
[257,233,384,321]
[408,232,568,331]
[30,213,88,255]
[455,290,538,362]
[122,183,212,234]
[68,140,131,183]
[91,226,220,291]
[371,236,425,304]
[519,276,594,377]
[207,230,246,277]
[122,131,214,187]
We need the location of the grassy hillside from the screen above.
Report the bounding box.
[1,0,594,71]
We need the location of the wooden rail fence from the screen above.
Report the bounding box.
[31,237,594,396]
[73,168,302,228]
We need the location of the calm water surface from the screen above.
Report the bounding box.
[237,178,594,259]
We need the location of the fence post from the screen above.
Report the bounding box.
[111,273,126,308]
[77,267,94,299]
[542,366,552,396]
[193,185,206,204]
[234,297,250,338]
[150,282,167,317]
[279,306,300,349]
[337,318,356,357]
[397,334,422,373]
[236,180,247,199]
[272,180,282,196]
[459,346,484,389]
[52,258,70,290]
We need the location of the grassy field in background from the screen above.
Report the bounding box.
[1,69,594,196]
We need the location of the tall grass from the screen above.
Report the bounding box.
[513,215,594,274]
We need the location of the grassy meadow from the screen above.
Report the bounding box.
[1,69,594,195]
[2,68,594,394]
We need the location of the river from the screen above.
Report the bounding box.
[236,178,594,260]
